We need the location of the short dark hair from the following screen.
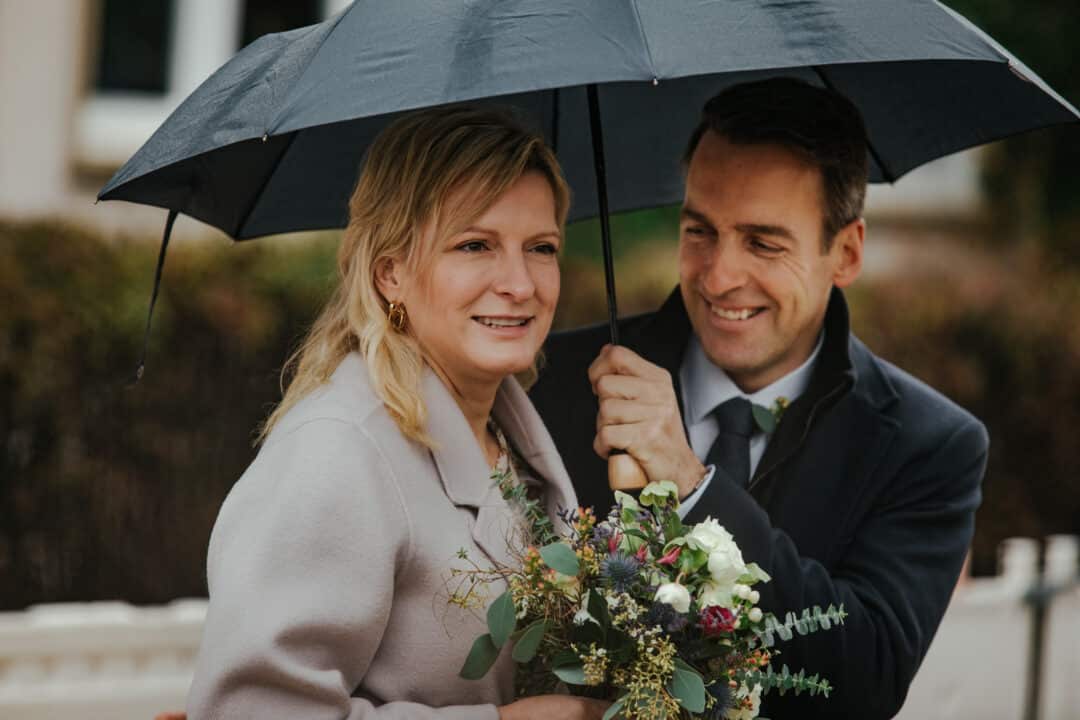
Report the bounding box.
[683,77,869,248]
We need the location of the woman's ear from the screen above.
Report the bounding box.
[831,218,865,289]
[374,256,403,300]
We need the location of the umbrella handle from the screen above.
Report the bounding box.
[608,452,648,491]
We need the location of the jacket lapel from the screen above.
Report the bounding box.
[422,370,516,568]
[492,377,578,536]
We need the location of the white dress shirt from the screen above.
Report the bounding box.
[677,332,823,518]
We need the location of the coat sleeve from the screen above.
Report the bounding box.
[185,418,500,720]
[710,414,987,719]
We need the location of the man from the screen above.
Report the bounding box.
[530,78,987,719]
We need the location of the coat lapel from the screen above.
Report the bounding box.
[422,370,516,568]
[423,369,578,566]
[492,376,578,536]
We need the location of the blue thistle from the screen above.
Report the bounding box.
[645,601,689,633]
[599,552,642,592]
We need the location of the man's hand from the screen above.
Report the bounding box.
[589,344,705,498]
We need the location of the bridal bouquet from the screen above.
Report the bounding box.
[453,479,845,719]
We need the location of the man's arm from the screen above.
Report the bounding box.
[589,345,987,718]
[706,417,986,718]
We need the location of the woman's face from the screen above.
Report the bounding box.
[389,171,561,393]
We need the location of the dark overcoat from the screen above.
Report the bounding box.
[529,287,987,719]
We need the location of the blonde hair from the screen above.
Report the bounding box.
[259,106,570,446]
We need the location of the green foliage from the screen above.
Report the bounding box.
[758,605,848,647]
[945,0,1080,264]
[742,663,834,698]
[512,620,547,663]
[487,591,516,648]
[459,633,501,680]
[669,658,707,713]
[539,541,580,576]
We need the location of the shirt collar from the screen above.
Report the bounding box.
[680,331,825,425]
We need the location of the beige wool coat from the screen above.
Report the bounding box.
[186,353,579,719]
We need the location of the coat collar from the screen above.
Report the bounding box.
[621,286,901,487]
[421,368,577,562]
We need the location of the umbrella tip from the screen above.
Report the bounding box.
[261,132,269,143]
[652,77,659,86]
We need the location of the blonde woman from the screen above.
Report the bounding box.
[186,108,607,720]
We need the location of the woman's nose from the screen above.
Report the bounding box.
[492,248,536,300]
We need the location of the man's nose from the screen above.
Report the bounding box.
[492,248,536,300]
[702,241,748,295]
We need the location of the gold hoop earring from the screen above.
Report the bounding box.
[387,301,408,332]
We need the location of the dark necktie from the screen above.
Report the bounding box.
[704,397,755,488]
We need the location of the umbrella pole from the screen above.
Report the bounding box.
[587,84,648,492]
[130,209,178,385]
[586,84,620,347]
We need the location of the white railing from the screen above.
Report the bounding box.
[0,537,1076,720]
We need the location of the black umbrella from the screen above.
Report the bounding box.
[100,0,1078,364]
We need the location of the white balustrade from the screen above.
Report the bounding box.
[0,537,1076,720]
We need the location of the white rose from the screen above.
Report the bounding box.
[748,590,760,604]
[654,582,691,613]
[748,607,763,623]
[724,683,763,720]
[686,518,735,553]
[698,580,734,609]
[707,539,747,588]
[734,584,751,600]
[688,518,748,587]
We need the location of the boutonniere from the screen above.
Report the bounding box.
[750,396,789,434]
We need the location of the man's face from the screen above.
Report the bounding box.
[678,131,862,393]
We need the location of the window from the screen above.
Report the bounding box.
[76,0,345,169]
[95,0,173,94]
[240,0,321,48]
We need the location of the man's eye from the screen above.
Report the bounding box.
[683,225,707,237]
[749,237,781,253]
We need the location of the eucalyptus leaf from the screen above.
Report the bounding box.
[540,542,580,576]
[551,649,580,668]
[486,591,516,648]
[459,634,500,680]
[512,620,546,662]
[587,587,612,629]
[602,698,626,720]
[553,663,588,685]
[668,660,706,713]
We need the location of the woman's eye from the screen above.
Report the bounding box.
[530,242,559,255]
[457,240,488,253]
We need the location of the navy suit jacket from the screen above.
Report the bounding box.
[529,287,987,719]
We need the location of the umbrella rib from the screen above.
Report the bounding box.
[812,65,897,184]
[629,0,659,79]
[232,131,300,238]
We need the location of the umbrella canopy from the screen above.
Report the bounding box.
[99,0,1078,239]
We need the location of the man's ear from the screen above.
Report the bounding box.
[373,256,404,301]
[831,218,865,289]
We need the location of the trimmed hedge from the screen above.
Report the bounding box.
[2,220,1077,608]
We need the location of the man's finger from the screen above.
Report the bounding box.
[596,396,656,430]
[593,373,667,402]
[588,344,670,386]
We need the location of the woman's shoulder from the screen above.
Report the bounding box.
[270,353,384,438]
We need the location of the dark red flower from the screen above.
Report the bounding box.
[699,605,738,636]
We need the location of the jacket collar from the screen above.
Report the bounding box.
[621,286,900,484]
[422,368,576,562]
